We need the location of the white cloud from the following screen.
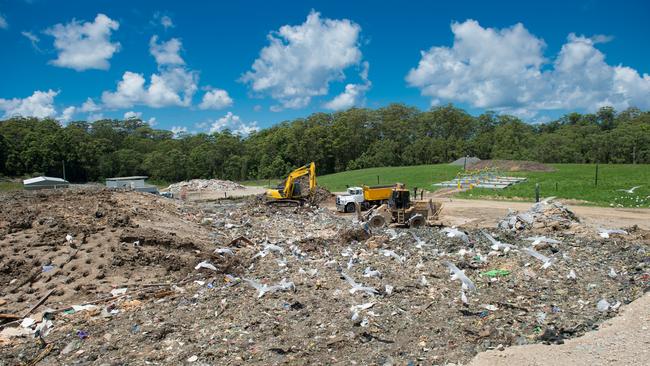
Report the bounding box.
[80,98,101,113]
[241,10,365,110]
[88,113,104,122]
[45,13,120,71]
[124,110,142,119]
[160,15,174,29]
[101,68,198,108]
[21,31,40,50]
[407,20,650,116]
[102,36,199,109]
[325,61,371,110]
[171,125,187,137]
[0,90,58,118]
[149,35,184,66]
[207,112,259,136]
[199,89,233,109]
[146,117,157,126]
[0,13,7,29]
[58,106,76,122]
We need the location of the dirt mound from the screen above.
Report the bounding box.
[0,188,215,315]
[468,159,556,172]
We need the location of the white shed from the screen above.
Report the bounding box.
[106,176,158,194]
[105,176,148,189]
[23,176,70,190]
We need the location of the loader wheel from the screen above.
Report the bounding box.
[345,203,356,213]
[368,215,386,229]
[408,214,425,228]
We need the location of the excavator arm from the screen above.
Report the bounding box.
[266,162,316,201]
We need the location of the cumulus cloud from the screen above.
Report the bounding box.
[45,13,120,71]
[406,20,650,116]
[199,89,233,110]
[208,112,259,136]
[124,110,142,119]
[171,125,187,137]
[241,10,366,110]
[324,61,371,110]
[0,90,58,118]
[149,35,184,66]
[0,13,7,29]
[58,106,76,123]
[101,36,199,109]
[102,68,198,108]
[80,98,101,113]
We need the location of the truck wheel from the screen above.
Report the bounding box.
[345,203,356,213]
[369,215,386,228]
[409,215,425,228]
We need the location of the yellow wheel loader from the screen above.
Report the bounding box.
[266,162,316,206]
[365,184,443,228]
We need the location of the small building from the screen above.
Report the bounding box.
[105,176,158,194]
[23,176,70,190]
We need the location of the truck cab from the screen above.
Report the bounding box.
[336,187,364,213]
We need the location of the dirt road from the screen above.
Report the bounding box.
[468,291,650,366]
[434,198,650,230]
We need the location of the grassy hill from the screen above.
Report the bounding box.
[316,164,650,208]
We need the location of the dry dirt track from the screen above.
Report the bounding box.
[435,198,650,230]
[467,291,650,366]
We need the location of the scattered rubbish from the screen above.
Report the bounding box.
[65,234,73,243]
[110,288,128,297]
[76,330,89,340]
[481,269,511,278]
[194,261,218,271]
[597,299,611,312]
[481,304,498,311]
[524,236,561,245]
[363,267,382,278]
[187,355,198,362]
[41,265,55,272]
[441,227,469,243]
[608,268,618,278]
[214,248,234,255]
[567,269,577,279]
[598,228,628,238]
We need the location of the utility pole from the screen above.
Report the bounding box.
[62,160,66,181]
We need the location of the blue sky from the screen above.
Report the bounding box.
[0,0,649,133]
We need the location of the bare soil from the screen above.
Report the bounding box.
[467,160,556,172]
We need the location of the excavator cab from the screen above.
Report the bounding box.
[266,162,316,205]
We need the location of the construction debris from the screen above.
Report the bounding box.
[498,197,580,232]
[0,187,648,365]
[165,179,246,194]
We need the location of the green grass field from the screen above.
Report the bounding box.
[316,164,650,208]
[0,181,22,191]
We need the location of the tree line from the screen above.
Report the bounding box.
[0,104,648,183]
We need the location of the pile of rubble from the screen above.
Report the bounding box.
[498,197,580,232]
[1,191,648,365]
[165,179,246,194]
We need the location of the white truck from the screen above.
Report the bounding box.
[335,185,396,213]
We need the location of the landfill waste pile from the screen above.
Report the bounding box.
[1,190,648,365]
[498,197,581,233]
[165,179,246,194]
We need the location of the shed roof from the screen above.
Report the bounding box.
[106,176,148,181]
[449,157,481,166]
[23,176,69,185]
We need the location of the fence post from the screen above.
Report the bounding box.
[535,183,540,203]
[594,164,599,187]
[377,175,380,185]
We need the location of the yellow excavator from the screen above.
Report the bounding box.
[266,162,316,205]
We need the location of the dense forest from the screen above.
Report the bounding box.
[0,104,649,183]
